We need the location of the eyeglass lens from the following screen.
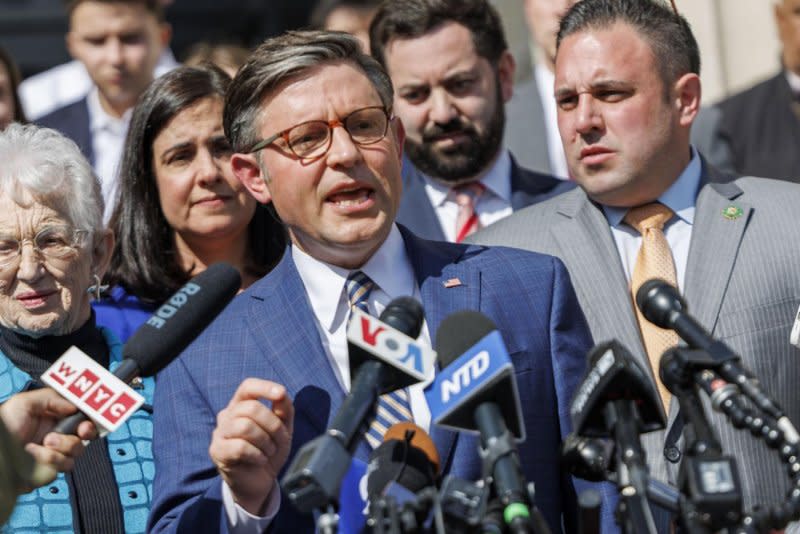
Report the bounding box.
[0,226,85,267]
[287,107,388,159]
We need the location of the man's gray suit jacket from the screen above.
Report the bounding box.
[469,163,800,522]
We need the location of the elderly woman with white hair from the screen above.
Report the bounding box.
[0,123,155,533]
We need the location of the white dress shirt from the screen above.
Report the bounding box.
[423,151,514,242]
[786,69,800,95]
[602,148,703,291]
[86,87,131,224]
[222,224,436,531]
[534,64,569,180]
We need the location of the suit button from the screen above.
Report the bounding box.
[664,446,681,463]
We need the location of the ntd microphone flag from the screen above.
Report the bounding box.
[42,346,145,434]
[425,330,525,440]
[347,307,434,391]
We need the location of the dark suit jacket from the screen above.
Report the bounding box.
[36,97,94,165]
[695,72,800,182]
[147,227,617,533]
[397,155,574,241]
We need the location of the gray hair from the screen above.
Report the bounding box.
[223,30,394,153]
[0,123,104,232]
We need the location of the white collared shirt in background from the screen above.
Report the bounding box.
[86,87,131,224]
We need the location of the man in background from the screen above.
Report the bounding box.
[36,0,172,223]
[310,0,381,52]
[369,0,572,243]
[504,0,576,179]
[692,0,800,182]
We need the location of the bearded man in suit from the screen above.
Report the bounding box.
[369,0,573,243]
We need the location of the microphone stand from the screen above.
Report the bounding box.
[476,411,551,534]
[604,402,659,534]
[660,348,744,534]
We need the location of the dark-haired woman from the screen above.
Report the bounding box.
[0,46,27,130]
[94,65,285,341]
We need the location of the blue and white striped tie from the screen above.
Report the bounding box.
[345,270,413,449]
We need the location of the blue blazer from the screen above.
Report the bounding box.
[147,228,617,533]
[36,97,94,165]
[397,155,574,241]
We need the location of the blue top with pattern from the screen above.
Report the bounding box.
[0,327,155,534]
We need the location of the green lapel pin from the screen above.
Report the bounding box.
[722,204,743,220]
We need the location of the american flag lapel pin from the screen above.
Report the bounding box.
[443,278,462,288]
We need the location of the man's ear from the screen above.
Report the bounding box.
[674,72,701,127]
[391,117,405,164]
[92,229,115,280]
[231,153,272,204]
[497,50,516,103]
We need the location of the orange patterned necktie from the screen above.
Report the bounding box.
[624,202,680,410]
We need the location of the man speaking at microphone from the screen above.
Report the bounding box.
[471,0,800,528]
[148,29,616,533]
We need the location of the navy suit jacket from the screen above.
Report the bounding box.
[147,227,616,533]
[36,97,94,165]
[397,155,574,242]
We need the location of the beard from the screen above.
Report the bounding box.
[404,89,505,185]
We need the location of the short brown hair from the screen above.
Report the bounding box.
[369,0,508,69]
[65,0,165,22]
[223,30,393,154]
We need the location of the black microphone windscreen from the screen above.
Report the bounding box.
[434,310,496,368]
[572,340,666,436]
[635,278,684,329]
[123,262,241,376]
[378,297,425,338]
[367,438,436,497]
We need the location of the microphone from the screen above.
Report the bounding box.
[561,434,681,514]
[53,263,241,434]
[561,434,613,483]
[367,422,441,498]
[427,311,541,533]
[331,297,431,451]
[636,279,800,444]
[338,423,441,534]
[570,340,666,438]
[570,340,665,534]
[282,297,434,514]
[365,423,443,533]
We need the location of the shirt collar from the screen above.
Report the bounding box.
[786,69,800,95]
[87,86,132,133]
[603,146,701,228]
[291,224,416,332]
[423,150,512,207]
